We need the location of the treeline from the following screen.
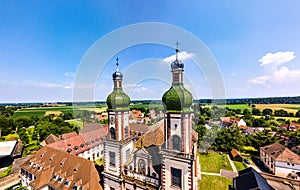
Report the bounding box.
[197,96,300,104]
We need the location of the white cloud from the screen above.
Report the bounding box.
[249,51,300,87]
[163,51,194,63]
[259,51,295,66]
[64,72,76,77]
[249,75,270,88]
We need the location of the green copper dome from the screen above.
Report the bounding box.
[162,83,193,112]
[107,89,130,111]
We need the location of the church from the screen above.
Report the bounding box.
[102,46,200,190]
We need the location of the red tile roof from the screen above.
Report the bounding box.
[129,123,150,133]
[80,126,108,146]
[42,134,60,146]
[289,122,300,130]
[231,149,241,158]
[260,143,300,164]
[60,132,77,139]
[80,123,108,134]
[20,147,102,190]
[46,135,87,155]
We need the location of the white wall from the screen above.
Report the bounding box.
[275,161,300,177]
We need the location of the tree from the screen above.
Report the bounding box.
[0,116,15,136]
[17,128,29,144]
[195,125,206,145]
[262,108,273,116]
[243,109,251,115]
[212,124,244,152]
[274,109,289,117]
[251,129,278,149]
[252,108,261,116]
[14,116,32,128]
[296,110,300,117]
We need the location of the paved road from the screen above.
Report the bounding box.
[201,172,221,176]
[226,154,238,173]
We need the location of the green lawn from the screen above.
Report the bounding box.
[0,165,12,178]
[67,120,84,130]
[199,152,232,173]
[198,175,232,190]
[233,161,247,171]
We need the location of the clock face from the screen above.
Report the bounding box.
[110,116,115,125]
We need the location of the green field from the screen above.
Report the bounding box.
[219,104,251,110]
[199,152,232,173]
[198,175,232,190]
[233,161,247,171]
[13,105,106,118]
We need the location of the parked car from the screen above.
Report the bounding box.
[243,159,250,164]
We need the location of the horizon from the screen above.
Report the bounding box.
[1,95,299,105]
[1,1,300,103]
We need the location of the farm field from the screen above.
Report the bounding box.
[218,104,251,110]
[254,104,300,114]
[13,105,107,118]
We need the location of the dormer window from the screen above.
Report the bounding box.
[38,166,42,171]
[73,184,78,190]
[74,146,78,151]
[80,144,84,148]
[67,148,72,153]
[33,164,36,168]
[58,177,63,183]
[53,174,57,180]
[65,179,70,186]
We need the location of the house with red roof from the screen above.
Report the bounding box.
[260,143,300,180]
[44,123,108,161]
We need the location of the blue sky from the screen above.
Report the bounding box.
[1,1,300,103]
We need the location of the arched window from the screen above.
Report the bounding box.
[172,135,181,152]
[125,126,129,138]
[138,159,146,175]
[110,127,115,139]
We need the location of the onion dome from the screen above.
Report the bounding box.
[162,83,193,112]
[107,89,130,111]
[106,58,130,111]
[162,43,193,112]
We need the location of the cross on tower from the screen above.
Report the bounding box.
[175,41,180,59]
[116,57,119,71]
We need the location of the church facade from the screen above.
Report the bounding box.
[102,47,200,190]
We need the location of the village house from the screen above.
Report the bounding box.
[44,123,108,161]
[20,146,102,190]
[229,149,243,162]
[260,142,300,180]
[220,117,247,128]
[279,122,300,131]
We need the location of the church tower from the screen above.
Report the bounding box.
[161,45,199,190]
[102,59,134,190]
